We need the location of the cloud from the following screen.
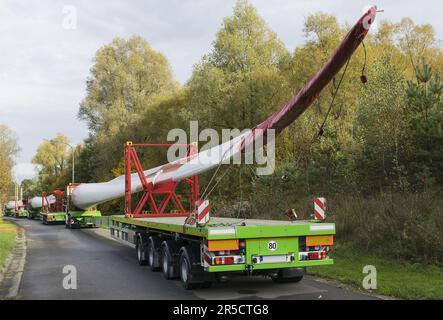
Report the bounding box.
[12,163,39,183]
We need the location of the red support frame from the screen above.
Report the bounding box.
[124,141,199,218]
[42,190,64,213]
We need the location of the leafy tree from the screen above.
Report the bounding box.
[183,0,291,130]
[406,58,443,185]
[0,124,19,204]
[355,55,408,192]
[32,133,72,191]
[77,36,179,181]
[78,36,178,134]
[21,178,41,199]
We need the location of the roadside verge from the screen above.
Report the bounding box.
[0,218,27,300]
[309,246,443,300]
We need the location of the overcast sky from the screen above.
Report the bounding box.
[1,0,441,182]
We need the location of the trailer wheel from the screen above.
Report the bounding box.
[147,236,161,271]
[161,240,179,280]
[136,236,148,266]
[179,248,198,290]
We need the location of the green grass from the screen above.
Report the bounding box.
[0,217,17,270]
[308,245,443,300]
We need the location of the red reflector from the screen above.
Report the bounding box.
[224,257,234,264]
[308,252,319,260]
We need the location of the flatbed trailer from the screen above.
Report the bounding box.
[110,215,335,289]
[27,208,42,220]
[41,211,66,224]
[65,210,102,229]
[3,208,13,217]
[14,209,28,218]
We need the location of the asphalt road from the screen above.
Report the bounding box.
[10,218,380,300]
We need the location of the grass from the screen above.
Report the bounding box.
[0,217,17,271]
[308,245,443,300]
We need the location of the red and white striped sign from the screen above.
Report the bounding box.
[196,200,210,225]
[314,197,326,220]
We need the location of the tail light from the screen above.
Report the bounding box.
[214,256,235,265]
[308,252,319,260]
[299,248,330,261]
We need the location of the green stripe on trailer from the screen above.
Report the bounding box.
[68,210,102,227]
[69,210,102,218]
[110,215,335,239]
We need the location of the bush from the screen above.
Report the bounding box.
[318,190,443,265]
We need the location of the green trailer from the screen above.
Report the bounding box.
[27,208,42,220]
[14,209,28,218]
[41,211,66,224]
[3,208,13,217]
[65,210,102,229]
[110,215,334,289]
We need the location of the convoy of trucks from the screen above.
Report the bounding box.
[3,7,377,290]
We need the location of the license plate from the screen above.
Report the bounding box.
[253,254,293,264]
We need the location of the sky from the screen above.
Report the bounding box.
[0,0,441,183]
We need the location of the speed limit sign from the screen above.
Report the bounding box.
[268,240,277,251]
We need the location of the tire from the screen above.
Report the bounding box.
[271,275,303,283]
[161,240,180,280]
[136,236,148,266]
[147,236,161,271]
[179,249,198,290]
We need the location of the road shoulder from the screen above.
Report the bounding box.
[0,218,27,300]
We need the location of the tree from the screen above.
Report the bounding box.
[355,55,408,192]
[21,178,41,199]
[32,133,71,191]
[77,36,179,182]
[406,58,443,185]
[183,0,291,130]
[78,36,178,134]
[0,124,19,205]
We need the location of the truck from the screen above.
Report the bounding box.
[5,200,27,218]
[67,7,377,289]
[65,183,102,229]
[15,200,28,218]
[40,190,66,225]
[3,201,16,217]
[98,140,333,288]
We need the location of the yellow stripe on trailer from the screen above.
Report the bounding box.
[306,235,334,246]
[208,239,239,251]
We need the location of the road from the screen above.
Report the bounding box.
[9,218,379,300]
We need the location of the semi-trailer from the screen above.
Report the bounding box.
[65,184,102,229]
[4,200,27,218]
[66,7,377,289]
[3,201,15,217]
[40,190,66,225]
[110,214,334,289]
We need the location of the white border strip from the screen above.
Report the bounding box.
[208,228,236,235]
[310,224,335,231]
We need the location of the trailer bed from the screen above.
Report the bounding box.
[110,215,335,240]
